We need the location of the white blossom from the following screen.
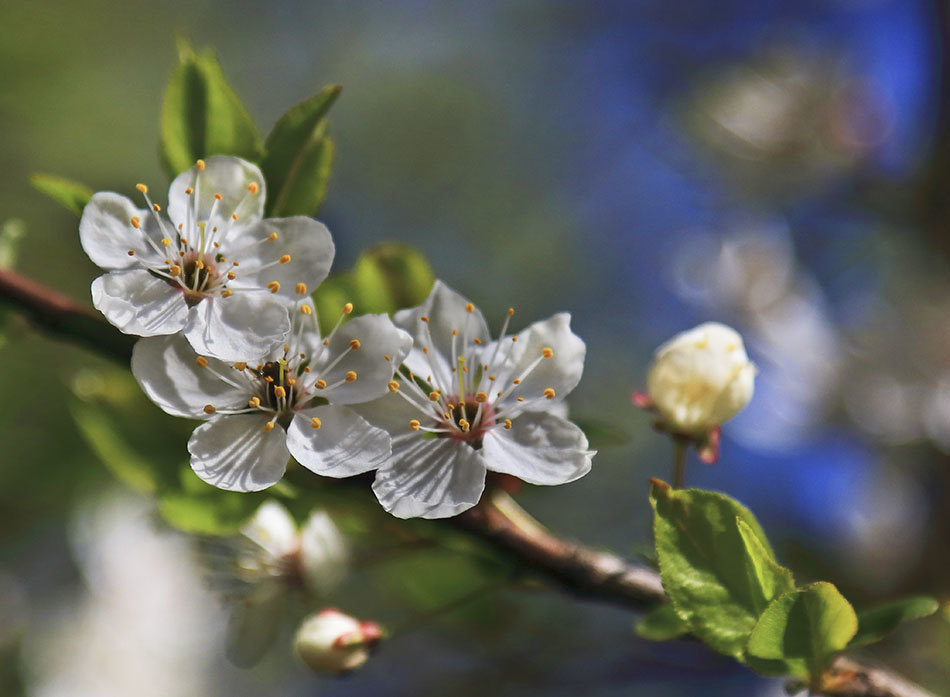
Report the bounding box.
[79,156,335,360]
[293,609,382,675]
[646,322,756,436]
[356,280,594,519]
[131,299,411,492]
[199,500,350,667]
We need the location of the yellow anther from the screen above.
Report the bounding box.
[475,392,488,403]
[345,371,358,383]
[153,203,161,212]
[465,302,474,313]
[264,376,274,383]
[384,354,392,361]
[213,192,222,200]
[489,375,496,381]
[248,182,259,195]
[180,237,188,245]
[504,419,512,429]
[135,183,148,193]
[295,283,307,295]
[422,347,429,354]
[497,391,503,398]
[315,379,327,389]
[512,336,518,342]
[508,307,515,316]
[195,260,204,270]
[178,251,185,257]
[388,380,400,393]
[429,391,440,401]
[279,254,291,264]
[127,249,135,256]
[349,339,361,351]
[248,396,260,407]
[196,159,206,171]
[513,379,521,385]
[444,411,451,419]
[323,339,330,346]
[203,404,216,414]
[231,213,238,221]
[474,338,482,345]
[227,271,236,280]
[421,315,429,322]
[459,419,470,432]
[303,366,311,372]
[287,378,296,386]
[452,329,458,336]
[311,417,322,429]
[267,281,280,293]
[264,421,275,432]
[178,223,183,230]
[232,261,240,266]
[185,187,194,195]
[267,232,278,242]
[409,419,421,431]
[169,265,182,276]
[462,366,469,373]
[541,347,554,359]
[543,388,556,400]
[300,305,312,315]
[342,302,354,314]
[195,356,208,369]
[274,386,287,399]
[221,289,234,298]
[233,362,247,371]
[517,397,525,402]
[130,216,140,228]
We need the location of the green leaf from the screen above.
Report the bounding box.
[635,603,691,641]
[312,243,435,333]
[736,518,796,614]
[746,582,858,680]
[30,174,93,216]
[849,596,939,648]
[262,86,341,217]
[650,479,785,658]
[160,40,262,177]
[573,419,631,448]
[158,467,270,535]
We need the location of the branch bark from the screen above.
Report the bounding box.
[0,270,938,697]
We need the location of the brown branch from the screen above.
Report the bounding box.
[0,271,938,697]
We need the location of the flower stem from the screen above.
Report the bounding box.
[672,439,687,489]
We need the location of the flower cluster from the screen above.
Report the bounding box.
[80,157,595,518]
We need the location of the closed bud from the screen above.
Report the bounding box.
[646,322,755,436]
[294,609,383,675]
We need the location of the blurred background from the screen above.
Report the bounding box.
[2,0,950,694]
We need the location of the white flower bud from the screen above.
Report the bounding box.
[294,609,382,675]
[646,322,755,436]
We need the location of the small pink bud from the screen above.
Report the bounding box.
[294,609,383,675]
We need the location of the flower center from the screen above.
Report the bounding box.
[439,394,496,449]
[173,251,220,306]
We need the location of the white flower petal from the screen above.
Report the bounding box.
[241,500,299,559]
[350,392,424,445]
[498,313,586,404]
[287,405,392,478]
[225,217,334,301]
[312,314,412,404]
[168,156,265,233]
[183,293,291,362]
[188,414,290,492]
[372,437,486,519]
[481,411,592,485]
[131,334,250,418]
[79,192,165,270]
[91,269,189,337]
[392,280,490,385]
[225,590,287,668]
[299,510,349,596]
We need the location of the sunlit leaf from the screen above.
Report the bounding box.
[746,582,858,679]
[635,603,691,641]
[849,596,939,648]
[29,174,93,216]
[160,40,262,177]
[262,86,341,217]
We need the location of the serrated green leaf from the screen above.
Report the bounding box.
[849,596,939,648]
[262,86,341,217]
[736,518,795,614]
[650,479,779,659]
[160,41,262,177]
[30,174,93,216]
[746,582,857,680]
[635,603,691,641]
[312,243,435,333]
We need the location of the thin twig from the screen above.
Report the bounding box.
[0,271,938,697]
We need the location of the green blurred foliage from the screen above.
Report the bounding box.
[29,175,92,217]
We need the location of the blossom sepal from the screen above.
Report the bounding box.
[294,609,384,675]
[632,392,723,464]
